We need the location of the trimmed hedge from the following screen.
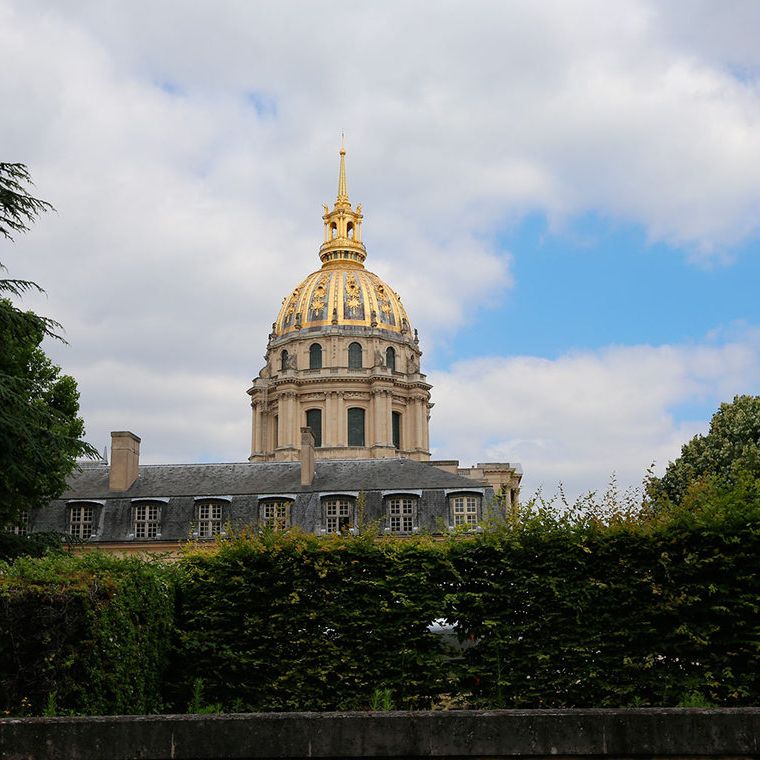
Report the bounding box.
[0,553,175,716]
[171,530,456,711]
[3,480,760,715]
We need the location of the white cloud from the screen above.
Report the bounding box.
[2,1,760,488]
[430,327,760,500]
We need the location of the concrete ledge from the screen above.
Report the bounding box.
[3,708,760,760]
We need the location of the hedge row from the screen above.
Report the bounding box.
[0,553,175,716]
[2,480,760,714]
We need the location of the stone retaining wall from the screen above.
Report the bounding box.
[2,708,760,760]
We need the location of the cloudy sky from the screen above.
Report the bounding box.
[3,0,760,500]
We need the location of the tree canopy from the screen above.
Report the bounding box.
[0,163,94,527]
[648,394,760,505]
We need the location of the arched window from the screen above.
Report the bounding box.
[348,342,362,369]
[309,343,322,369]
[347,221,354,240]
[392,411,401,450]
[385,346,396,371]
[306,408,322,448]
[331,223,337,239]
[347,407,365,447]
[280,350,289,371]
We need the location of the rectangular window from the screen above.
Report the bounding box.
[347,407,365,447]
[306,409,322,447]
[324,498,353,534]
[387,497,415,533]
[197,502,223,537]
[261,501,291,531]
[134,503,161,539]
[392,411,401,450]
[5,510,29,536]
[451,495,480,526]
[69,504,94,538]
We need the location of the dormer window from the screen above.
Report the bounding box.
[133,502,161,539]
[323,497,354,534]
[196,501,224,538]
[450,494,481,527]
[5,510,29,536]
[68,504,94,538]
[387,496,416,533]
[260,500,292,531]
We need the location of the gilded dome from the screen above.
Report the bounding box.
[275,266,411,336]
[273,146,413,338]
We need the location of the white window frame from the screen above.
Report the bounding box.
[260,500,292,531]
[387,496,416,534]
[6,510,29,536]
[69,504,94,538]
[133,502,161,539]
[450,494,480,527]
[197,501,224,538]
[324,497,354,534]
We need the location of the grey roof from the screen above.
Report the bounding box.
[61,458,485,501]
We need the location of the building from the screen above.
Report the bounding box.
[24,148,522,552]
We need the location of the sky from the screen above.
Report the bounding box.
[2,0,760,501]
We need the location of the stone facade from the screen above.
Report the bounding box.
[248,147,431,462]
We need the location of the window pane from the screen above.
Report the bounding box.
[309,343,322,369]
[324,498,352,533]
[348,342,362,369]
[347,408,365,447]
[306,409,322,448]
[387,497,415,533]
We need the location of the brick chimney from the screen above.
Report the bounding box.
[109,431,141,492]
[300,427,315,486]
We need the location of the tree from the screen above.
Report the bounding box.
[0,163,94,528]
[648,395,760,505]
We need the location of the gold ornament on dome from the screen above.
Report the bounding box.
[311,277,328,314]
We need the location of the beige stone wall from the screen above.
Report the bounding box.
[248,330,431,462]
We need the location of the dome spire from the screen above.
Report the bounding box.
[337,133,349,203]
[319,143,366,267]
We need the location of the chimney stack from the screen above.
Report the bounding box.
[109,431,141,492]
[300,427,315,486]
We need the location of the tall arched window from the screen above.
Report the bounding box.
[280,350,289,371]
[347,222,354,240]
[306,408,322,448]
[309,343,322,369]
[347,407,365,447]
[385,346,396,371]
[392,411,401,450]
[348,342,362,369]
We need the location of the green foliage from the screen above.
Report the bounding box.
[3,485,760,714]
[648,395,760,505]
[169,530,456,712]
[449,483,760,708]
[0,298,95,527]
[0,162,96,528]
[0,552,175,716]
[0,531,70,563]
[0,163,54,242]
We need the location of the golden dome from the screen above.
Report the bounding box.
[273,146,413,338]
[275,266,411,336]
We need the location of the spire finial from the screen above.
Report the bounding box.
[337,136,348,202]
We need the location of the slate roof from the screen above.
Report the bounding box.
[62,457,486,500]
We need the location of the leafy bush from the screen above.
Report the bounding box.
[0,552,175,716]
